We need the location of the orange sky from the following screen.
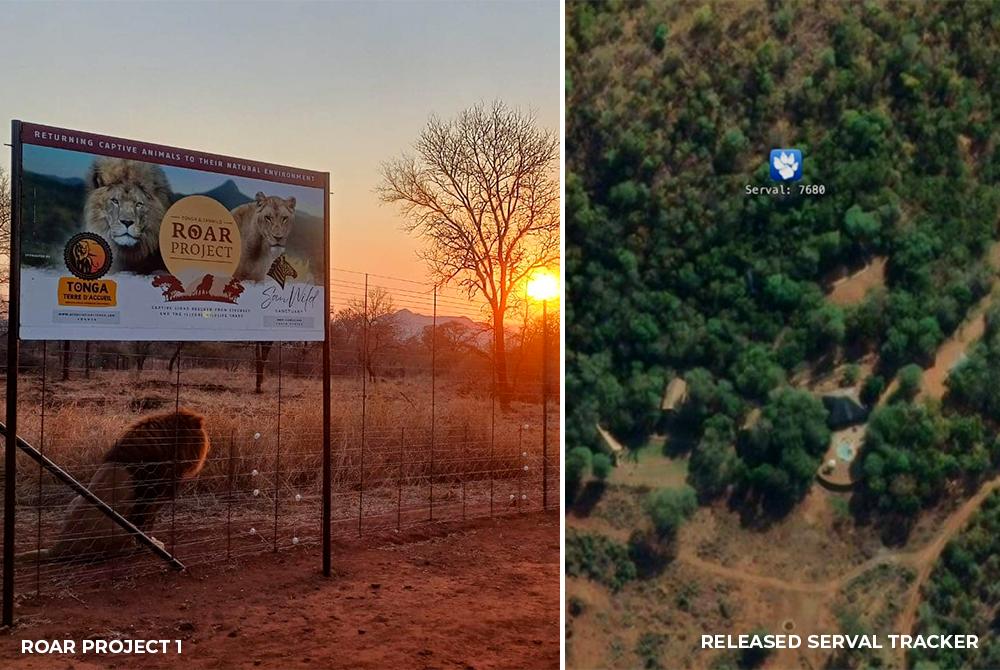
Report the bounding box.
[0,1,559,288]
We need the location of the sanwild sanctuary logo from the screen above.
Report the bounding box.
[267,255,298,289]
[770,149,802,182]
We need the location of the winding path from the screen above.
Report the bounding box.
[893,475,1000,667]
[674,473,1000,669]
[880,240,1000,405]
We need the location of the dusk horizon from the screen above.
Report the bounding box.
[0,0,559,284]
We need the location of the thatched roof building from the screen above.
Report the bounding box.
[661,377,688,412]
[822,395,869,430]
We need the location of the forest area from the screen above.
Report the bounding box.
[566,4,1000,665]
[914,490,1000,670]
[567,0,1000,527]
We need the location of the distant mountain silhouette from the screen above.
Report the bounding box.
[200,179,254,209]
[392,308,484,340]
[171,179,254,210]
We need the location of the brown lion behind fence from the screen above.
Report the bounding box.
[18,409,210,563]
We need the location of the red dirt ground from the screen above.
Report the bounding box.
[0,513,559,670]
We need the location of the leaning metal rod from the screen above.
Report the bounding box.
[0,423,185,571]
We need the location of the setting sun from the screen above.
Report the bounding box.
[526,270,559,302]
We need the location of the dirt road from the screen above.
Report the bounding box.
[827,257,887,306]
[894,476,1000,667]
[0,513,559,670]
[921,287,996,399]
[882,240,1000,403]
[675,473,1000,669]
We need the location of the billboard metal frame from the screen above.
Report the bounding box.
[2,120,333,626]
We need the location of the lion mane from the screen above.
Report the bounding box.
[18,410,210,562]
[84,157,172,274]
[232,192,297,281]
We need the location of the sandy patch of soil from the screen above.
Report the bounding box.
[0,513,559,670]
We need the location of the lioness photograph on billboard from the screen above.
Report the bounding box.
[19,123,327,341]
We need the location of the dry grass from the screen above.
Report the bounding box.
[0,350,557,594]
[6,361,551,506]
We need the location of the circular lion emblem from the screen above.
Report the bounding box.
[64,233,113,280]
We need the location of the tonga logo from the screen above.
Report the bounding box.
[63,233,112,280]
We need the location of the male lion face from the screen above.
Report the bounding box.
[85,158,170,272]
[253,192,296,254]
[98,182,152,248]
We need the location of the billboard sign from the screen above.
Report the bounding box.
[14,122,329,341]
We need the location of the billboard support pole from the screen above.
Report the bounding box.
[3,121,23,627]
[322,178,332,577]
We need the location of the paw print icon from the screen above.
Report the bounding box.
[769,149,802,182]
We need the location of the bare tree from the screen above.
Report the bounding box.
[254,342,273,394]
[168,343,184,373]
[509,309,560,400]
[336,287,400,382]
[133,342,152,372]
[378,100,559,405]
[422,320,490,361]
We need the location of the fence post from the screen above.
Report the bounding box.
[35,341,47,596]
[111,450,118,588]
[227,430,234,561]
[429,286,436,521]
[518,424,524,512]
[397,426,404,531]
[359,274,368,537]
[273,343,282,552]
[490,337,495,517]
[170,344,181,555]
[462,424,468,521]
[542,299,548,510]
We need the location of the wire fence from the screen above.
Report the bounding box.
[0,267,560,597]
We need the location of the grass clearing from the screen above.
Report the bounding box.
[609,446,689,490]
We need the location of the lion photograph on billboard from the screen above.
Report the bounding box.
[84,157,172,274]
[18,123,328,341]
